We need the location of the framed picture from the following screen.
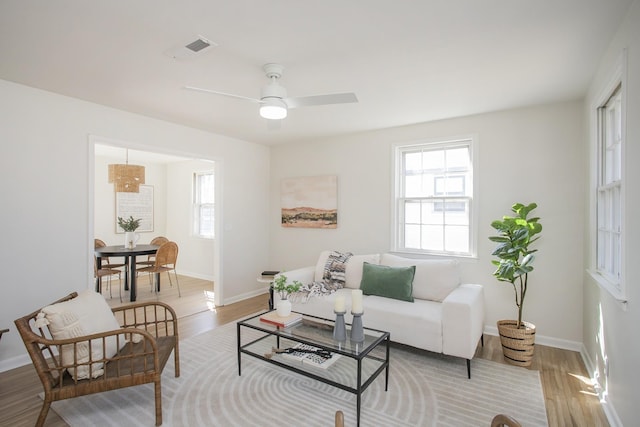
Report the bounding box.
[281,175,337,229]
[115,185,154,232]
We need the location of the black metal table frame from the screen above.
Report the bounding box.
[237,311,390,427]
[95,244,159,302]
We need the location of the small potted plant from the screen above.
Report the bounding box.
[272,274,302,317]
[118,216,142,249]
[489,202,542,367]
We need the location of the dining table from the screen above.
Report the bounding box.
[95,244,159,302]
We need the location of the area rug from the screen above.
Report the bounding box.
[50,320,548,426]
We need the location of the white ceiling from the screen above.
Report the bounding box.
[0,1,633,146]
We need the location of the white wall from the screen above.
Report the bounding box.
[0,80,271,370]
[269,101,585,349]
[583,1,640,425]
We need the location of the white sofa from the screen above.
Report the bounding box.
[275,251,485,378]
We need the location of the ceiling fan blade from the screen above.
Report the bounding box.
[183,86,262,104]
[285,92,358,109]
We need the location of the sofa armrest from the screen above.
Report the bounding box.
[273,266,315,302]
[441,284,485,360]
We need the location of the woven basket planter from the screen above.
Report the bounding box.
[497,320,536,367]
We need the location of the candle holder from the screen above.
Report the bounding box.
[333,311,347,341]
[350,311,364,343]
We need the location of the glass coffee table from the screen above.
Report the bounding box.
[237,311,390,427]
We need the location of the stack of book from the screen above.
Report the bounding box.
[261,270,279,280]
[259,311,302,328]
[279,343,340,369]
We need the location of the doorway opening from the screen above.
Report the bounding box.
[90,137,222,314]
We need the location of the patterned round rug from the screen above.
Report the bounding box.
[50,318,547,426]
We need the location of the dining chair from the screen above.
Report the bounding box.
[94,238,128,272]
[138,241,181,297]
[136,236,169,269]
[94,256,123,301]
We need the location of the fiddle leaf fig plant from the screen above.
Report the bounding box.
[489,202,542,328]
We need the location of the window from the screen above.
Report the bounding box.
[596,85,623,295]
[393,137,476,257]
[193,171,215,238]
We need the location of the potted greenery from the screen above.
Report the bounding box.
[272,274,302,317]
[489,202,542,367]
[118,216,142,249]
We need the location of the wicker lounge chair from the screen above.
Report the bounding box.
[14,292,180,426]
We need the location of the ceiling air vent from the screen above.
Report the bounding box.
[165,36,216,59]
[185,38,211,53]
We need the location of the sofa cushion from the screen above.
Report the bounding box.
[39,290,123,379]
[360,262,416,302]
[380,254,460,302]
[314,250,380,289]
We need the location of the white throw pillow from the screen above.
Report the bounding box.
[380,254,460,302]
[40,289,123,379]
[314,251,380,288]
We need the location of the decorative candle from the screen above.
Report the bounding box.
[334,295,345,312]
[351,289,363,314]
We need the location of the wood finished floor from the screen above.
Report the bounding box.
[0,276,609,427]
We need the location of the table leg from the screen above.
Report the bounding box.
[129,255,137,302]
[237,323,242,376]
[385,336,390,391]
[357,358,362,427]
[95,256,102,292]
[123,255,130,291]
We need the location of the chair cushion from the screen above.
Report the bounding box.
[380,254,460,302]
[359,262,415,302]
[40,290,123,379]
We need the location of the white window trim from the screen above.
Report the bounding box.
[588,49,627,304]
[193,170,215,239]
[390,135,479,259]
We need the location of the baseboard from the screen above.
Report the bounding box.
[0,353,32,373]
[483,325,582,352]
[580,345,623,427]
[222,287,269,306]
[175,270,214,282]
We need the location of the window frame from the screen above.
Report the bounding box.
[589,49,627,303]
[193,170,215,239]
[391,136,478,258]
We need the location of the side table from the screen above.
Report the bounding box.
[257,274,276,310]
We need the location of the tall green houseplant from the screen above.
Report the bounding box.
[489,202,542,329]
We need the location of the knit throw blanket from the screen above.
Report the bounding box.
[295,251,353,301]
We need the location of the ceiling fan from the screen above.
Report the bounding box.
[184,63,358,120]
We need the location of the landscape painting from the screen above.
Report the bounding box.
[281,175,337,228]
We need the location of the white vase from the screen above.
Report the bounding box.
[276,299,292,317]
[124,232,140,249]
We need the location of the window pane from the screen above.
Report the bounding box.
[422,150,444,171]
[421,225,443,251]
[404,224,421,248]
[404,151,422,172]
[405,201,421,224]
[445,225,469,252]
[446,147,470,170]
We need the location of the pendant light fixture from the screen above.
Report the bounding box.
[108,149,145,193]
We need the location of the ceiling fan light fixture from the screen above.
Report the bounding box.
[259,98,287,120]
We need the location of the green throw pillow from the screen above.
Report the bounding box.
[360,262,416,302]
